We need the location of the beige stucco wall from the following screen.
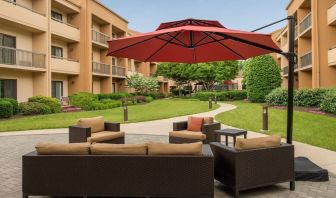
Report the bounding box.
[51,39,68,58]
[0,25,33,50]
[92,77,101,94]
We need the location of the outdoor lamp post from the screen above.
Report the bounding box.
[123,103,128,122]
[208,97,212,109]
[261,105,269,132]
[214,95,217,104]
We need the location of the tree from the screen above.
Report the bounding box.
[126,74,159,95]
[244,55,282,103]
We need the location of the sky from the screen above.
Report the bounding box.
[99,0,289,34]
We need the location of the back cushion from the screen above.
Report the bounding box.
[234,135,281,151]
[187,117,204,131]
[91,143,147,155]
[35,142,90,155]
[203,117,214,124]
[148,142,202,155]
[77,116,104,133]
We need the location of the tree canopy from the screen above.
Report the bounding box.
[126,74,159,95]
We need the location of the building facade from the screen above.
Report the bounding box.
[272,0,336,89]
[0,0,170,102]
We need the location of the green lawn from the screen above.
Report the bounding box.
[0,99,219,132]
[215,101,336,151]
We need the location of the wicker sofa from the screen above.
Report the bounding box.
[210,142,295,198]
[22,145,214,198]
[169,120,221,144]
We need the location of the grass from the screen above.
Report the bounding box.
[0,99,219,132]
[215,101,336,151]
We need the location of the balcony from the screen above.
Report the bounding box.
[92,62,110,76]
[282,64,298,77]
[295,25,298,39]
[112,65,126,78]
[0,46,46,71]
[51,56,80,75]
[299,12,312,38]
[92,30,110,48]
[300,51,312,70]
[328,47,336,66]
[51,18,80,42]
[0,0,46,32]
[328,2,336,25]
[52,0,80,13]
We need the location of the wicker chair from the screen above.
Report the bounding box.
[210,142,295,198]
[169,120,221,144]
[69,122,124,144]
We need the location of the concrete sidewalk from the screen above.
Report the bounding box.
[1,103,335,175]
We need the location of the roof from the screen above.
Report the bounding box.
[95,0,129,24]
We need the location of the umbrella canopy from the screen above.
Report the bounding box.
[107,18,281,63]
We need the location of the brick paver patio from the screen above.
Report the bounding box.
[0,133,335,198]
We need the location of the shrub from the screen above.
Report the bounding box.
[28,96,61,113]
[294,89,328,107]
[265,88,288,106]
[171,88,191,96]
[0,100,13,118]
[194,90,247,101]
[96,92,131,101]
[144,92,165,99]
[244,55,282,103]
[100,99,122,108]
[145,96,154,103]
[69,92,98,111]
[0,98,18,114]
[320,89,336,114]
[19,102,51,115]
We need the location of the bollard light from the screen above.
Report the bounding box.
[123,103,128,122]
[261,105,269,132]
[214,95,217,104]
[209,97,212,109]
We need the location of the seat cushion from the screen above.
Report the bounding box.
[77,116,104,133]
[169,130,206,140]
[203,117,214,124]
[87,131,125,143]
[35,142,90,155]
[91,143,147,155]
[148,142,202,155]
[187,116,204,131]
[235,135,282,151]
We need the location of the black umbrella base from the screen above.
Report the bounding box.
[295,157,329,182]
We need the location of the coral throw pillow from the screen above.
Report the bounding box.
[187,117,204,132]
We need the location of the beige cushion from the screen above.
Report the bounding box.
[169,130,206,140]
[77,116,104,133]
[203,117,214,124]
[234,135,282,151]
[87,131,125,143]
[91,143,147,155]
[148,142,202,155]
[35,142,90,155]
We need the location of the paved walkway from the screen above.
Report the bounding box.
[1,103,335,175]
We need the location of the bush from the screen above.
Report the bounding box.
[28,96,61,113]
[69,92,98,111]
[144,92,165,99]
[294,89,328,107]
[145,96,154,103]
[171,88,191,96]
[96,92,131,101]
[0,98,18,114]
[320,89,336,114]
[265,88,288,106]
[194,90,247,101]
[19,102,51,115]
[0,100,13,118]
[244,55,282,103]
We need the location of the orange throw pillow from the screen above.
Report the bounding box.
[187,117,204,132]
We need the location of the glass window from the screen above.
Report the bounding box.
[0,33,16,65]
[0,79,17,100]
[51,46,63,58]
[52,81,63,99]
[112,58,116,65]
[51,11,62,22]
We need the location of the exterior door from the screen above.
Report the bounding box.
[112,82,117,93]
[0,33,16,65]
[0,79,17,99]
[52,81,63,99]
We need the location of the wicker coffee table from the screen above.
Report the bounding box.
[214,128,247,146]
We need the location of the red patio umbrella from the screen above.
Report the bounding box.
[107,18,281,63]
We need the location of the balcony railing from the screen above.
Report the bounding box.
[51,55,79,62]
[328,46,336,66]
[328,1,336,25]
[300,52,312,68]
[295,25,298,38]
[112,65,126,76]
[2,0,45,16]
[51,17,78,29]
[283,64,298,75]
[299,12,312,34]
[92,61,110,75]
[92,29,110,46]
[0,46,46,68]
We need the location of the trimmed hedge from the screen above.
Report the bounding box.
[194,90,247,101]
[69,92,99,111]
[0,98,18,114]
[294,89,328,107]
[19,102,51,115]
[96,92,131,101]
[144,92,166,99]
[265,88,289,106]
[320,89,336,114]
[0,100,13,118]
[28,96,61,113]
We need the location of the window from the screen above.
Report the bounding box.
[52,81,63,99]
[112,83,117,93]
[0,33,16,65]
[128,59,132,71]
[51,46,63,58]
[0,79,17,100]
[112,33,118,39]
[51,11,62,22]
[112,58,116,66]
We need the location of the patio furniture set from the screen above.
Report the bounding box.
[22,116,295,198]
